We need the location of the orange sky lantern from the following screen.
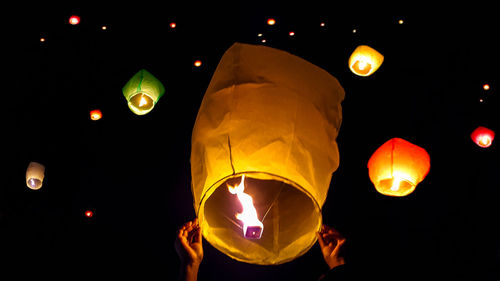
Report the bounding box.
[368,138,430,197]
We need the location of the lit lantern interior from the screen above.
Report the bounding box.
[367,138,430,197]
[471,126,495,148]
[122,69,165,115]
[348,45,384,77]
[26,161,45,190]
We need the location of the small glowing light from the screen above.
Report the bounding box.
[170,22,176,28]
[398,19,404,24]
[101,25,107,30]
[85,210,93,218]
[352,29,357,33]
[69,15,80,25]
[483,84,490,90]
[471,126,495,148]
[289,31,295,36]
[90,109,102,121]
[257,33,263,37]
[194,60,202,67]
[479,98,484,103]
[40,37,45,42]
[261,39,266,43]
[267,18,276,25]
[320,22,326,27]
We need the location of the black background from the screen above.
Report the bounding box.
[3,3,499,280]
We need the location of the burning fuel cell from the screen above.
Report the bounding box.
[227,175,264,239]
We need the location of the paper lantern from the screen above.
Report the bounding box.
[368,138,430,197]
[471,126,495,148]
[90,109,102,120]
[191,43,344,264]
[26,161,45,190]
[69,15,80,25]
[348,45,384,76]
[122,69,165,115]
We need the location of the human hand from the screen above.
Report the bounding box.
[317,224,346,270]
[175,218,203,267]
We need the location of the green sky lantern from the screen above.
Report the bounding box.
[122,69,165,115]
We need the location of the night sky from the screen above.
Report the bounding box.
[3,4,499,281]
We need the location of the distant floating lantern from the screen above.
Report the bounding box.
[122,69,165,115]
[194,60,202,67]
[26,162,45,190]
[85,210,93,218]
[348,45,384,77]
[90,109,102,120]
[267,18,276,25]
[368,138,430,197]
[69,15,80,25]
[191,43,344,265]
[471,126,495,148]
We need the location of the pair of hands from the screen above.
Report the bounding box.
[174,219,345,272]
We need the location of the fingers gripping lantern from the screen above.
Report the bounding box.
[190,43,344,265]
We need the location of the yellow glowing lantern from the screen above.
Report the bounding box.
[122,69,165,115]
[367,138,430,197]
[191,43,344,264]
[348,45,384,76]
[26,161,45,190]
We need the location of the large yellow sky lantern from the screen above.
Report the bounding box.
[191,43,345,265]
[348,45,384,76]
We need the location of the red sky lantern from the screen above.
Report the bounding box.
[471,126,495,148]
[368,138,431,197]
[69,15,81,25]
[85,210,93,218]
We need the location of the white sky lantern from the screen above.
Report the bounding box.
[26,162,45,190]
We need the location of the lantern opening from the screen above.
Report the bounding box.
[128,92,155,114]
[27,178,42,189]
[351,60,372,75]
[122,69,165,115]
[199,172,321,265]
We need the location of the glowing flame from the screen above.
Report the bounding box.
[357,60,368,70]
[139,94,148,107]
[227,175,264,239]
